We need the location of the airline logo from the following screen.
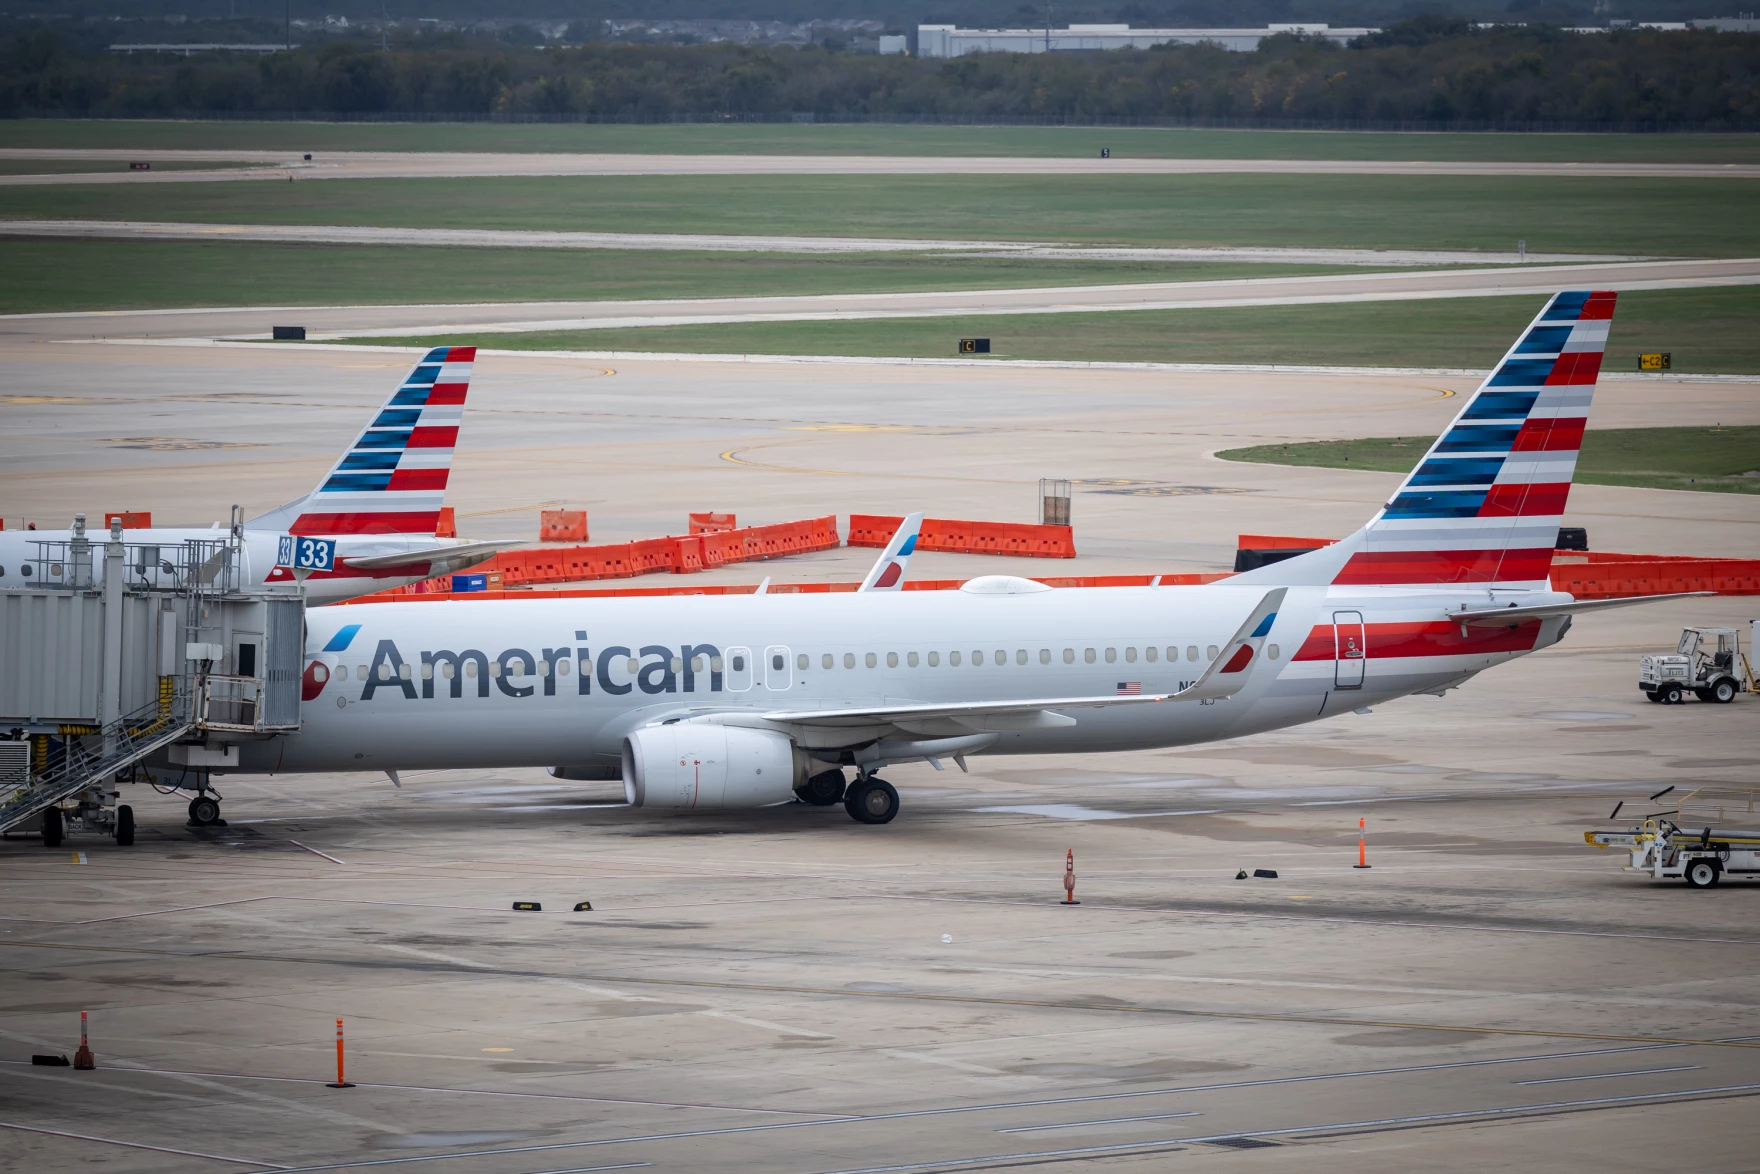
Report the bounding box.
[1336,290,1614,586]
[290,346,476,536]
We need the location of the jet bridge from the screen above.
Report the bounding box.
[0,514,304,845]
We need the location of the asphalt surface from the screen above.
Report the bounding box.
[3,148,1759,183]
[0,220,1651,266]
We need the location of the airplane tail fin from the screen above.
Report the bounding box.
[858,512,923,592]
[1231,290,1614,589]
[248,346,476,536]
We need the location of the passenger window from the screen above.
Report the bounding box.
[1039,649,1051,664]
[773,653,785,671]
[558,659,571,677]
[928,651,940,667]
[694,656,706,673]
[443,662,456,679]
[358,665,370,680]
[1125,647,1137,663]
[0,566,5,577]
[21,565,31,577]
[1083,648,1095,664]
[1017,650,1028,665]
[797,653,808,670]
[994,649,1006,665]
[490,662,502,678]
[1064,649,1074,664]
[1105,648,1117,664]
[669,657,682,672]
[400,663,413,680]
[732,655,745,671]
[1207,645,1219,660]
[887,651,898,668]
[1187,646,1199,662]
[823,653,834,670]
[625,657,639,674]
[464,661,476,678]
[907,651,919,667]
[1167,647,1177,661]
[950,651,962,666]
[710,656,724,672]
[1268,644,1281,660]
[971,650,983,666]
[843,652,855,669]
[866,652,877,668]
[1145,646,1157,662]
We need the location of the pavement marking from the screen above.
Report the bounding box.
[996,1110,1201,1133]
[0,1120,286,1168]
[1514,1065,1703,1085]
[288,840,344,864]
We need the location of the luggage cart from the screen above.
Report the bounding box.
[1584,787,1760,888]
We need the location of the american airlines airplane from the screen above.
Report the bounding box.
[0,347,506,604]
[219,291,1686,825]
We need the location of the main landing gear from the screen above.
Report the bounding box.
[844,774,899,825]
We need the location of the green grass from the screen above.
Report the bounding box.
[1216,427,1760,494]
[6,119,1760,163]
[338,286,1760,375]
[0,237,1365,315]
[0,173,1754,257]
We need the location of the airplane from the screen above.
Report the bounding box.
[0,347,509,604]
[202,290,1698,826]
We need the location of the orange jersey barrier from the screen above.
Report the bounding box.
[689,512,737,534]
[850,514,1075,559]
[539,509,589,543]
[1236,533,1336,551]
[104,511,152,530]
[1552,555,1760,599]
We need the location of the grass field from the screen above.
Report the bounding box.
[0,238,1365,314]
[1216,427,1760,494]
[1,173,1752,257]
[6,119,1760,163]
[339,287,1760,375]
[0,158,245,176]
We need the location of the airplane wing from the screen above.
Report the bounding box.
[1450,591,1713,627]
[858,512,923,592]
[340,540,519,572]
[761,588,1287,729]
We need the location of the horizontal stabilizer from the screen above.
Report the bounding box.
[340,540,520,572]
[1450,591,1714,627]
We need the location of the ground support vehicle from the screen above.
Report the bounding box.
[1639,626,1753,704]
[1585,789,1760,887]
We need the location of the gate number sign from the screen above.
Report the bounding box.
[277,535,336,571]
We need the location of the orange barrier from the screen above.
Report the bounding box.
[104,511,151,530]
[346,570,1231,605]
[850,514,1075,559]
[1237,533,1336,551]
[1552,556,1760,599]
[540,509,588,543]
[689,512,737,534]
[436,507,456,538]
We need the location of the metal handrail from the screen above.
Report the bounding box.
[0,691,193,834]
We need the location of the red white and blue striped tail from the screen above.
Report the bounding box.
[285,346,476,536]
[1234,290,1614,589]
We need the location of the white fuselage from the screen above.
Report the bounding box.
[236,582,1568,775]
[0,528,449,604]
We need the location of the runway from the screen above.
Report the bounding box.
[5,257,1755,343]
[3,148,1759,184]
[3,339,1758,1171]
[0,220,1651,266]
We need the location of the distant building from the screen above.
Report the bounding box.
[108,43,291,54]
[878,34,908,55]
[915,23,1377,57]
[1690,17,1760,31]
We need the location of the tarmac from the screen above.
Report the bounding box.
[4,148,1760,183]
[2,339,1758,1172]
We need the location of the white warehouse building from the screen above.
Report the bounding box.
[916,23,1377,56]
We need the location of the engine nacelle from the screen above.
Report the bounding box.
[622,724,806,809]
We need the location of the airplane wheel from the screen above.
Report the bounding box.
[188,796,221,826]
[1710,678,1738,704]
[115,805,135,846]
[1684,859,1720,889]
[42,807,63,848]
[845,778,899,825]
[796,768,846,806]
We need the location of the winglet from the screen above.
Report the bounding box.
[859,512,923,592]
[1170,588,1287,702]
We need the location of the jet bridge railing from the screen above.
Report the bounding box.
[0,688,193,835]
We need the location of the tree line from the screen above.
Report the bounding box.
[4,18,1757,127]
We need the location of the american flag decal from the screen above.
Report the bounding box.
[1116,681,1142,696]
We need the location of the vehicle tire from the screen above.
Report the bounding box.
[1684,858,1720,888]
[795,768,846,806]
[844,777,899,825]
[115,804,135,846]
[1659,683,1683,705]
[42,807,63,848]
[1644,689,1663,703]
[1710,677,1738,704]
[188,796,220,826]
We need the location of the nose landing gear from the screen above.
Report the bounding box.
[187,794,224,827]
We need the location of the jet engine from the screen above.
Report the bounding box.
[622,724,807,809]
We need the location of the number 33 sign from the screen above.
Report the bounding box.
[277,535,336,572]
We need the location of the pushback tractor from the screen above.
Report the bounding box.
[1639,626,1754,704]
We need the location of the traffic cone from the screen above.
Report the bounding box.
[327,1018,355,1088]
[72,1011,95,1070]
